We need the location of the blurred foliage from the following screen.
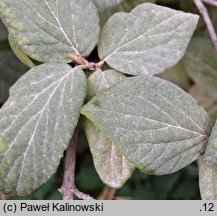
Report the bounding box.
[1,0,217,200]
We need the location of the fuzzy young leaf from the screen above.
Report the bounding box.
[92,0,124,12]
[82,76,211,175]
[84,70,134,188]
[0,0,99,63]
[198,157,217,200]
[98,3,199,76]
[0,63,86,195]
[184,36,217,100]
[204,120,217,167]
[0,47,27,103]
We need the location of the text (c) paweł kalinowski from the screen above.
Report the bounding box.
[20,203,104,212]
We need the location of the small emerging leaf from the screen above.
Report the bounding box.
[0,63,87,195]
[198,156,217,200]
[82,76,211,175]
[98,3,199,76]
[83,70,134,188]
[0,0,99,63]
[8,34,35,68]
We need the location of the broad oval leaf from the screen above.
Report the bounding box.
[198,156,217,200]
[8,34,35,68]
[81,76,211,175]
[84,70,134,188]
[204,120,217,167]
[92,0,124,12]
[0,46,27,103]
[98,3,199,76]
[0,0,99,63]
[0,63,87,195]
[184,36,217,100]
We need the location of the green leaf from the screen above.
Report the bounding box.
[184,36,217,100]
[198,156,217,200]
[98,3,199,76]
[0,47,27,103]
[204,120,217,167]
[156,61,190,91]
[189,85,217,125]
[81,76,211,175]
[0,0,99,63]
[0,63,87,195]
[92,0,124,11]
[8,34,35,68]
[83,70,134,188]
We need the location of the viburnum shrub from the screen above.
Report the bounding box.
[0,0,216,200]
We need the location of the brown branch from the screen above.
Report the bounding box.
[69,54,104,71]
[97,186,117,200]
[59,123,94,200]
[202,0,217,7]
[193,0,217,50]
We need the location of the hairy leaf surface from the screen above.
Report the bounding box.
[0,0,99,63]
[98,3,198,75]
[84,70,134,188]
[92,0,124,11]
[0,64,86,195]
[198,157,217,200]
[184,36,217,100]
[82,76,211,175]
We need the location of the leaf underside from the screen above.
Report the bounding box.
[84,70,134,188]
[0,63,87,195]
[0,0,99,63]
[82,75,211,175]
[98,3,199,76]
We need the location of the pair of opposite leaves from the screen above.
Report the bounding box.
[0,0,214,196]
